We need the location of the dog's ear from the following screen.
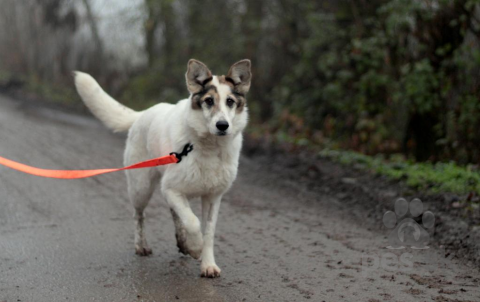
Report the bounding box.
[186,59,212,94]
[226,59,252,95]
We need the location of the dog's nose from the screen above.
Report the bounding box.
[216,121,229,131]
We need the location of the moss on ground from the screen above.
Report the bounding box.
[320,149,480,195]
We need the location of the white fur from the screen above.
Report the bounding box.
[74,71,248,278]
[74,72,142,132]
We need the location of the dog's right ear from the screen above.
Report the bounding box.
[186,59,212,94]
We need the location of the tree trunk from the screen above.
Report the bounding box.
[81,0,104,61]
[144,0,160,67]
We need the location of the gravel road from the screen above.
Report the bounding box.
[0,95,479,302]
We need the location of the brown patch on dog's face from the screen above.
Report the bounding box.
[191,84,221,111]
[218,75,247,113]
[217,75,233,88]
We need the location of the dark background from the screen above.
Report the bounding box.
[0,0,479,164]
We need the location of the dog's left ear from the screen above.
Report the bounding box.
[226,59,252,95]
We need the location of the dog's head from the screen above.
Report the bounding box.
[186,59,251,137]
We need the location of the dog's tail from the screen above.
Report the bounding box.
[74,71,142,132]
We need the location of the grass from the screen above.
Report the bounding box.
[0,69,13,83]
[320,149,480,195]
[24,75,80,107]
[0,69,81,108]
[248,124,480,196]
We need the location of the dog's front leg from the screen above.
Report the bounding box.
[163,189,203,259]
[200,194,222,278]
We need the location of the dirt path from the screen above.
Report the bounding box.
[0,95,478,302]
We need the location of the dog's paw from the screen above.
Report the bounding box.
[176,230,203,259]
[175,224,203,259]
[185,231,203,259]
[201,264,221,278]
[135,245,153,256]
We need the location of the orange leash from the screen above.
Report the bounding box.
[0,144,193,179]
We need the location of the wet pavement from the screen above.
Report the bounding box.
[0,95,479,302]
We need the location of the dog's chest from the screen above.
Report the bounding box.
[177,150,238,196]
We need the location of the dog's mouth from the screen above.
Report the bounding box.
[216,131,228,136]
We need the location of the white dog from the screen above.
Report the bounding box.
[74,59,251,277]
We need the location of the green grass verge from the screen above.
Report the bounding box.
[24,75,80,107]
[0,69,81,108]
[320,149,480,195]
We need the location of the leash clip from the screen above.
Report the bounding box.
[170,143,194,163]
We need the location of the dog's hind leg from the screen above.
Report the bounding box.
[126,168,159,256]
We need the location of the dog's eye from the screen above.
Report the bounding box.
[226,98,235,108]
[204,97,214,106]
